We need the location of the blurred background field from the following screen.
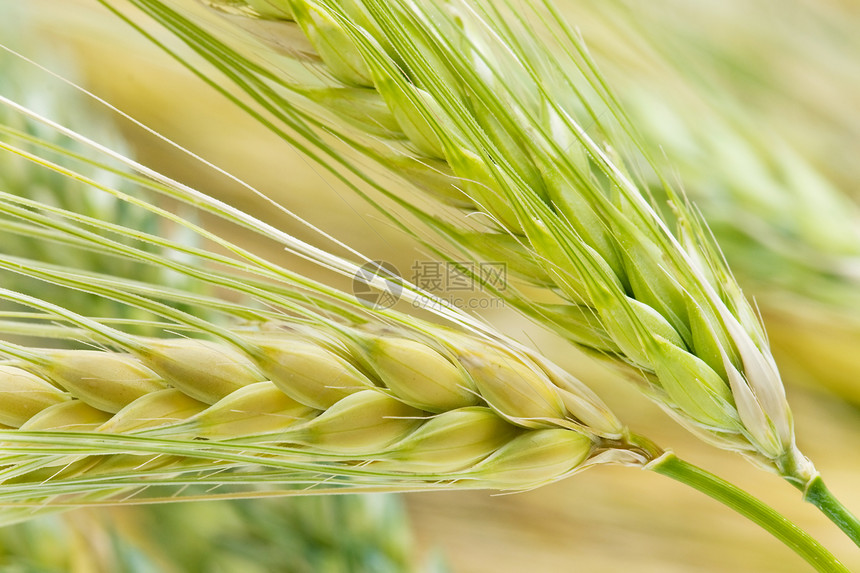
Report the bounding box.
[2,0,860,571]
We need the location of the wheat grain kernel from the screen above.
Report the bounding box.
[472,429,593,489]
[253,339,374,409]
[43,350,166,413]
[0,365,69,427]
[455,344,566,427]
[20,400,111,431]
[290,390,423,454]
[366,336,478,411]
[98,388,208,434]
[381,407,518,473]
[190,381,316,438]
[136,339,266,404]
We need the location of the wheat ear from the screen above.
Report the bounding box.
[0,304,644,495]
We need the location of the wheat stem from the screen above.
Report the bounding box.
[650,454,850,573]
[801,478,860,549]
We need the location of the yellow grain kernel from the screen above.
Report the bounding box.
[367,336,478,411]
[456,343,566,427]
[254,339,374,409]
[0,365,69,427]
[44,350,166,413]
[472,429,593,489]
[20,400,111,431]
[137,339,266,404]
[381,407,518,473]
[291,390,422,453]
[99,388,208,433]
[191,381,316,439]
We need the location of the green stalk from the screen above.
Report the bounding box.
[649,453,849,573]
[800,477,860,549]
